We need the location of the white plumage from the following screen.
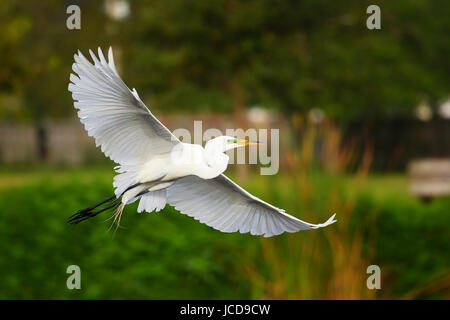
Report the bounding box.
[68,47,337,237]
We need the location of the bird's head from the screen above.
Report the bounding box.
[205,136,261,153]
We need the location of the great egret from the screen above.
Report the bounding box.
[67,47,336,237]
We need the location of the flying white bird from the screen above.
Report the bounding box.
[67,47,336,237]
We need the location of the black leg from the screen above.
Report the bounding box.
[68,200,121,225]
[68,194,117,220]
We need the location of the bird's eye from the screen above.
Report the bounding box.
[228,138,238,144]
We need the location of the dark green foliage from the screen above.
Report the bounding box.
[0,169,250,299]
[373,196,450,296]
[120,0,450,119]
[2,1,450,121]
[0,169,447,298]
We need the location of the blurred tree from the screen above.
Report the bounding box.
[1,0,449,142]
[0,1,32,121]
[120,0,450,122]
[0,0,109,159]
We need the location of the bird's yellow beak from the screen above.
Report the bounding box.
[237,139,262,146]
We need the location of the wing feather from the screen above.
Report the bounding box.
[167,174,337,237]
[69,47,180,166]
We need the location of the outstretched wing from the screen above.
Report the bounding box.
[166,174,337,237]
[69,47,180,166]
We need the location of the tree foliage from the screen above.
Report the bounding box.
[1,0,449,121]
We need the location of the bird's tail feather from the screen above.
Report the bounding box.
[108,202,126,232]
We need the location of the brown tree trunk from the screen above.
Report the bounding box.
[35,119,48,161]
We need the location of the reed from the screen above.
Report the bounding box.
[239,118,377,299]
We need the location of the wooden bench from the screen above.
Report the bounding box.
[408,158,450,201]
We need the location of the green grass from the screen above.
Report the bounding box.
[0,166,448,299]
[0,167,254,299]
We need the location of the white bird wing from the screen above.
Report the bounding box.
[69,47,180,166]
[167,174,337,237]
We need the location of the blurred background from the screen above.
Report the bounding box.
[0,0,449,299]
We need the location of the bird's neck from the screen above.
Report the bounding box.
[202,144,229,179]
